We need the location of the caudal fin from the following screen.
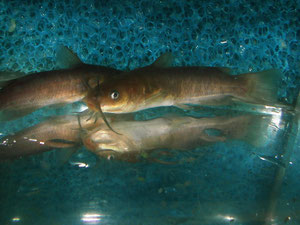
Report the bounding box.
[241,114,273,147]
[237,70,281,106]
[219,114,273,147]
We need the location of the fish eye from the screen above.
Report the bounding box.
[110,90,120,100]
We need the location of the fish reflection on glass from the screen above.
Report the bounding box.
[0,113,92,159]
[0,46,121,121]
[82,114,272,162]
[84,65,281,114]
[0,112,273,163]
[0,112,133,160]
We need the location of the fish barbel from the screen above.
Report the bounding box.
[84,66,281,114]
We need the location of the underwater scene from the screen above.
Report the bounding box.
[0,0,299,224]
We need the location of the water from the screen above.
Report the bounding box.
[0,0,299,224]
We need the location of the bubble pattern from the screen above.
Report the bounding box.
[0,0,299,224]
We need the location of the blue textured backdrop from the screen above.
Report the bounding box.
[0,0,299,224]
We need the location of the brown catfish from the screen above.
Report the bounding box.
[84,66,281,114]
[0,46,121,121]
[82,114,272,162]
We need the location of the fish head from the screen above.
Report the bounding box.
[92,77,145,113]
[82,124,138,153]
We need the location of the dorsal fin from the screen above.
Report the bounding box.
[0,71,27,88]
[0,71,27,82]
[217,67,231,74]
[151,52,174,68]
[56,45,83,69]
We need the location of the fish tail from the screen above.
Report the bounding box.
[240,114,273,147]
[216,115,272,147]
[238,69,281,105]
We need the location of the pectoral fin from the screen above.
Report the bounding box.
[197,127,227,143]
[144,90,168,105]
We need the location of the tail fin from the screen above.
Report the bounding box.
[237,70,281,106]
[219,115,273,147]
[240,115,273,147]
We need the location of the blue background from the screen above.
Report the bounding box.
[0,0,299,224]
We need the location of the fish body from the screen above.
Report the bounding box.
[82,114,271,159]
[0,49,174,121]
[0,64,120,120]
[0,116,78,159]
[0,111,133,159]
[0,111,104,159]
[84,66,280,113]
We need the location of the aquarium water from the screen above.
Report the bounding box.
[0,0,299,224]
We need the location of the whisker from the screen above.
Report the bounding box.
[82,78,92,91]
[86,110,95,122]
[96,76,100,89]
[93,113,99,124]
[97,104,122,135]
[76,113,88,135]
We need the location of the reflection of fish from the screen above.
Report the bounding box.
[0,113,95,159]
[0,111,132,160]
[84,66,281,114]
[0,116,80,159]
[0,46,121,120]
[82,114,271,162]
[0,112,272,163]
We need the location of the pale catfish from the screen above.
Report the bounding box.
[82,114,272,162]
[0,111,133,160]
[0,113,95,159]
